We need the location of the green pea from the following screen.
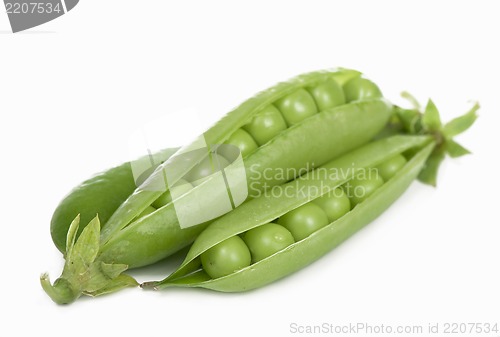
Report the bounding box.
[200,236,251,279]
[375,154,407,181]
[184,153,230,185]
[243,105,287,146]
[274,89,318,126]
[278,203,329,241]
[223,129,258,158]
[344,172,384,206]
[343,77,382,102]
[313,187,351,222]
[243,223,295,263]
[152,179,193,208]
[307,78,345,111]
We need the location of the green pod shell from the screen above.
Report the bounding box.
[50,148,178,253]
[149,135,434,291]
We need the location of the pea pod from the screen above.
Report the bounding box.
[145,97,478,292]
[145,135,434,291]
[50,148,179,253]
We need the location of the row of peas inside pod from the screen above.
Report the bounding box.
[137,75,385,220]
[199,153,407,279]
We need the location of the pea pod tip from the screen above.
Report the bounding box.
[140,281,159,290]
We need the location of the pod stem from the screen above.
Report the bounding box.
[40,274,80,304]
[41,215,138,304]
[394,92,479,186]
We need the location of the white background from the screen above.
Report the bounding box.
[1,1,499,336]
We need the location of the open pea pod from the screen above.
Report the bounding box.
[146,135,434,291]
[149,93,480,292]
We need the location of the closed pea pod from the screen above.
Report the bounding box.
[50,147,179,253]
